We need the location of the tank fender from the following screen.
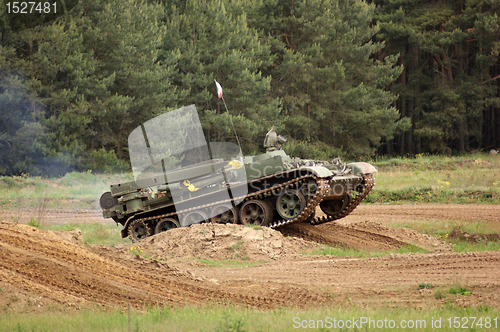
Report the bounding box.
[299,166,334,178]
[346,162,378,176]
[121,216,137,238]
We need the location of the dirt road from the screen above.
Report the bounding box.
[1,204,499,312]
[334,203,500,224]
[1,203,496,227]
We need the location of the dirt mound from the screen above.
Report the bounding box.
[280,220,451,252]
[344,220,450,251]
[2,203,500,314]
[133,223,317,261]
[0,221,298,311]
[133,220,449,264]
[50,229,83,244]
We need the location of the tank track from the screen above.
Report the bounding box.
[127,172,329,241]
[268,178,329,228]
[127,173,373,241]
[309,173,375,226]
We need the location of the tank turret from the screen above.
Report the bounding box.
[263,129,286,151]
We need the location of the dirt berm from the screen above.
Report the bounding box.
[0,220,302,310]
[133,220,448,263]
[2,212,500,312]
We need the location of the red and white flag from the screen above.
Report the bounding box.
[214,79,223,99]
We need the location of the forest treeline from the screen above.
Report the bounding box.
[0,0,499,175]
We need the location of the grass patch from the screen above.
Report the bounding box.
[388,219,500,237]
[245,224,263,230]
[198,259,267,268]
[44,223,129,247]
[0,172,133,210]
[127,245,152,259]
[434,287,446,300]
[448,240,500,253]
[1,303,499,332]
[229,240,244,251]
[26,217,41,229]
[448,285,472,296]
[365,153,500,204]
[309,244,428,258]
[372,153,499,172]
[418,283,433,290]
[388,220,500,253]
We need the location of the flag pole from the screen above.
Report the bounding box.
[215,80,242,151]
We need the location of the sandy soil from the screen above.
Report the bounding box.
[1,204,499,312]
[333,204,500,225]
[1,203,496,227]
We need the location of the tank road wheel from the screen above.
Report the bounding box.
[182,210,209,226]
[276,189,306,220]
[239,200,273,226]
[128,219,151,242]
[210,204,239,224]
[320,194,351,216]
[154,218,180,234]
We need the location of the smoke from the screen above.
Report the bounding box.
[0,72,77,176]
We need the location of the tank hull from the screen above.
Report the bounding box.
[99,106,377,241]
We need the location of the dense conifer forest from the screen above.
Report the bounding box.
[0,0,499,175]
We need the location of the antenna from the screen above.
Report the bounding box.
[214,80,242,151]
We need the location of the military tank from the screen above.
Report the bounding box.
[100,104,376,241]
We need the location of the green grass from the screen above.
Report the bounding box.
[365,153,500,204]
[1,153,498,208]
[448,285,473,296]
[229,239,244,251]
[44,223,129,247]
[448,240,500,253]
[372,153,499,172]
[245,224,264,230]
[388,220,500,253]
[0,172,133,210]
[418,283,433,290]
[309,243,429,257]
[26,217,42,229]
[388,219,500,237]
[1,303,498,332]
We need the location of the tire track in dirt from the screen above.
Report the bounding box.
[2,204,500,311]
[0,222,210,307]
[328,204,500,224]
[280,222,406,250]
[0,221,332,310]
[187,251,500,291]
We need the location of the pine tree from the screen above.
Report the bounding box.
[254,0,406,159]
[0,0,177,174]
[375,0,500,154]
[161,0,280,154]
[68,0,177,159]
